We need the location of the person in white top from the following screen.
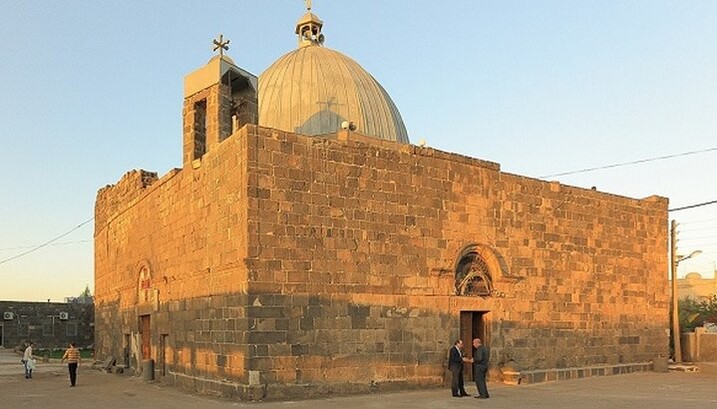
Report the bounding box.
[22,342,35,379]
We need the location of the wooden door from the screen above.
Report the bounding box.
[460,311,488,381]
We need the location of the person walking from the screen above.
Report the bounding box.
[448,339,470,397]
[61,342,81,387]
[472,338,490,399]
[22,342,35,379]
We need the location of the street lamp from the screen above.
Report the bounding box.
[671,230,702,364]
[679,250,703,263]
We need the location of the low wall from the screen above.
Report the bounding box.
[519,362,654,384]
[682,327,717,362]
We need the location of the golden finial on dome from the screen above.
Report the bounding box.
[305,0,312,11]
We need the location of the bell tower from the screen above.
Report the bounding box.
[182,34,258,168]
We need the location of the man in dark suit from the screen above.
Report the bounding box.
[448,339,470,397]
[472,338,490,399]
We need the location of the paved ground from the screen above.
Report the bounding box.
[2,348,717,409]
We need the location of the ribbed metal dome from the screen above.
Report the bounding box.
[258,10,409,143]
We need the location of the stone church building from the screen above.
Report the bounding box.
[94,5,669,401]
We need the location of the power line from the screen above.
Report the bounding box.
[539,147,717,179]
[680,226,717,233]
[670,200,717,212]
[0,218,94,266]
[0,240,91,252]
[681,218,717,225]
[678,235,717,241]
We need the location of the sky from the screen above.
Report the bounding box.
[1,1,715,302]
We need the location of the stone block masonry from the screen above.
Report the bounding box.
[95,124,668,400]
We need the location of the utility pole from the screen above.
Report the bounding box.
[670,220,681,363]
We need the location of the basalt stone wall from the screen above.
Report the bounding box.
[0,301,93,350]
[94,123,668,401]
[242,126,669,398]
[94,126,252,392]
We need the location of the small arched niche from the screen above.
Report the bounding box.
[136,260,155,305]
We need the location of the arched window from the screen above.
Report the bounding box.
[455,248,494,297]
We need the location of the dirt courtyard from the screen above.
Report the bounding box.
[2,348,717,409]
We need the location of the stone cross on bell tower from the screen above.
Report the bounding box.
[212,34,230,57]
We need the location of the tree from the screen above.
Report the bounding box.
[698,295,717,325]
[679,297,702,333]
[67,285,93,304]
[679,295,717,332]
[79,285,92,299]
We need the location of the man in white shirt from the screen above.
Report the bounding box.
[22,342,35,379]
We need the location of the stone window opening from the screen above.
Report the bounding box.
[223,72,256,136]
[193,99,207,160]
[300,24,319,41]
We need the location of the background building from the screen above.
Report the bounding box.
[0,301,94,350]
[677,272,717,302]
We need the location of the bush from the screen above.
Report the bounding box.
[679,295,717,332]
